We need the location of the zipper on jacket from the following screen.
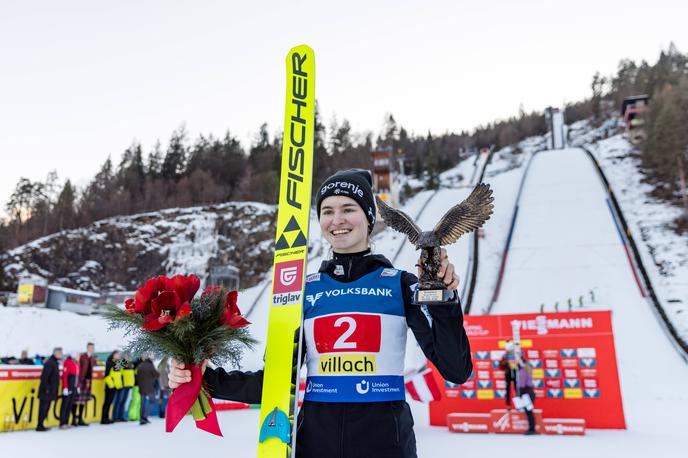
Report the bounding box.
[296,410,305,434]
[339,405,346,458]
[391,403,400,444]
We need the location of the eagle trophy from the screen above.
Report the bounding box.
[375,183,494,305]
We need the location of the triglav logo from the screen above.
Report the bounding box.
[280,266,298,286]
[273,259,304,306]
[356,379,369,394]
[306,292,323,307]
[273,260,304,294]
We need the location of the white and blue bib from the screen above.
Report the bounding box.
[303,267,407,402]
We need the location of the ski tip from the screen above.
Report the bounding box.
[258,407,291,444]
[287,44,314,57]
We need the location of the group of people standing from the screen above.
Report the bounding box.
[36,343,97,431]
[35,343,171,431]
[100,350,170,426]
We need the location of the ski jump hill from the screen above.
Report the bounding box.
[484,147,688,455]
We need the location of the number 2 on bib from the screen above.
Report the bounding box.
[333,317,357,349]
[314,313,381,353]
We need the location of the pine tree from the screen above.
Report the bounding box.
[79,156,115,223]
[6,178,37,227]
[54,180,77,230]
[118,142,146,211]
[381,113,398,148]
[147,141,163,178]
[591,72,606,125]
[161,126,188,180]
[425,133,440,189]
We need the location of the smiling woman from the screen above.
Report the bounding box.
[169,168,470,457]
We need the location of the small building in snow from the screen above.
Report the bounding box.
[46,285,101,315]
[206,265,240,291]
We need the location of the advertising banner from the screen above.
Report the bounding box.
[430,311,625,429]
[0,366,105,431]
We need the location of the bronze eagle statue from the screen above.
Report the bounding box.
[375,183,494,296]
[375,183,494,249]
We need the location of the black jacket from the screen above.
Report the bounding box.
[38,355,60,401]
[136,359,160,396]
[204,251,472,458]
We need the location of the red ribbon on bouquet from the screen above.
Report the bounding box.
[166,364,222,436]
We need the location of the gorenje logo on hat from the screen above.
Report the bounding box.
[321,181,364,198]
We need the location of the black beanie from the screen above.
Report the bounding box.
[316,169,376,229]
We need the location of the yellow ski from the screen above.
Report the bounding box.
[257,44,315,458]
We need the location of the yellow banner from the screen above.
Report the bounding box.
[17,284,33,303]
[0,371,105,432]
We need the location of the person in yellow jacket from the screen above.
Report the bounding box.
[101,350,121,424]
[114,354,135,422]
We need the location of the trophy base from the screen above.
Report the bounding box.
[413,288,457,306]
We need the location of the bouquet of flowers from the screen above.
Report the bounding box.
[105,274,254,436]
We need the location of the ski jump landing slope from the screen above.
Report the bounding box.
[491,148,688,449]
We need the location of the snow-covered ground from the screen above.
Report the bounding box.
[1,396,680,458]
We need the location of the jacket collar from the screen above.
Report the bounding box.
[319,250,394,283]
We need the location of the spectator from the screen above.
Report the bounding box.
[18,350,34,365]
[157,357,171,419]
[36,347,63,431]
[72,342,96,426]
[116,353,136,422]
[498,340,518,407]
[59,354,79,429]
[1,356,18,364]
[101,350,122,425]
[515,354,537,435]
[135,353,159,425]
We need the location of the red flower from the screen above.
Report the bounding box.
[124,298,135,314]
[133,276,166,315]
[220,290,250,329]
[137,274,200,331]
[202,285,223,296]
[163,275,201,306]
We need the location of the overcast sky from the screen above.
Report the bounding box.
[0,0,685,212]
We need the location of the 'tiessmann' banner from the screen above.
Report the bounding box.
[430,311,625,429]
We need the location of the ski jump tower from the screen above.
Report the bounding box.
[372,146,400,205]
[545,107,566,150]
